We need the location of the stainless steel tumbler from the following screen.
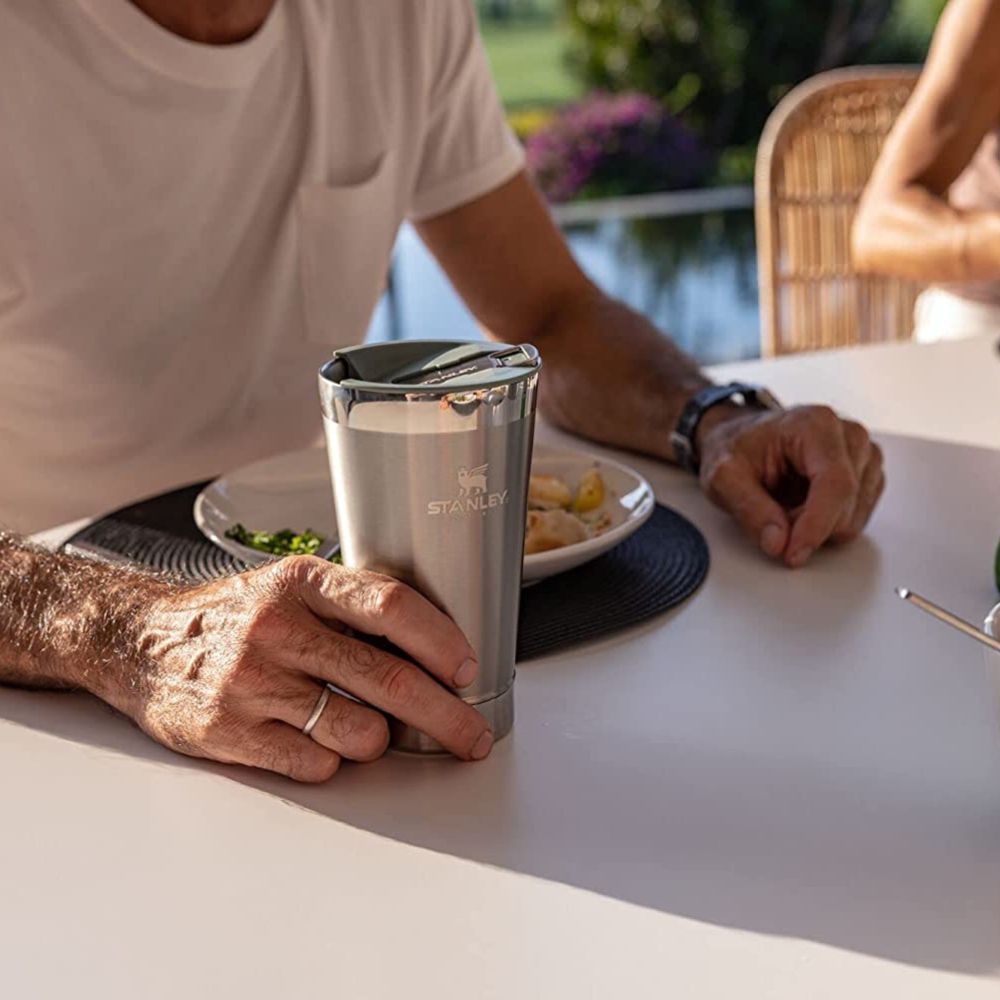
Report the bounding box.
[318,341,541,753]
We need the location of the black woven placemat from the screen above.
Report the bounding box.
[62,482,709,661]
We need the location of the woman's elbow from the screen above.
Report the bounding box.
[851,201,889,274]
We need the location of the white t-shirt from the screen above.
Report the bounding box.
[0,0,524,532]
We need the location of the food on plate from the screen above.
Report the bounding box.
[226,467,611,560]
[572,467,605,513]
[528,474,574,511]
[225,523,327,557]
[524,508,589,554]
[524,467,612,554]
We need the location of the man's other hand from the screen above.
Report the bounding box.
[698,405,885,567]
[123,558,492,780]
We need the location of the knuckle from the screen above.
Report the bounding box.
[349,713,391,761]
[808,404,838,425]
[367,578,411,623]
[293,554,336,589]
[346,638,381,675]
[380,660,418,705]
[291,753,341,783]
[273,554,311,586]
[448,706,489,754]
[845,420,870,447]
[269,554,334,597]
[324,696,390,759]
[254,558,294,596]
[288,626,329,663]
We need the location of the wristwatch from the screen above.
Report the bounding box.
[670,382,782,475]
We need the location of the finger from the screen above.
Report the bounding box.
[278,620,493,761]
[784,415,859,565]
[270,679,390,762]
[834,421,872,535]
[834,446,885,543]
[279,558,479,690]
[702,454,790,559]
[229,721,342,783]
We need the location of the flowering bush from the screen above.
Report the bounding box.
[524,92,711,203]
[564,0,901,149]
[507,106,558,143]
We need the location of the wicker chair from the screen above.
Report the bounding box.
[755,66,923,356]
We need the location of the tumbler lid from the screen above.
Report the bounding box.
[320,340,540,393]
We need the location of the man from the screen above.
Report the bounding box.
[0,0,884,779]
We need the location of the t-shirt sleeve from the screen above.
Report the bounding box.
[407,0,525,222]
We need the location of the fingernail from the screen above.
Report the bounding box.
[454,657,478,689]
[760,523,785,557]
[788,547,812,568]
[470,730,493,760]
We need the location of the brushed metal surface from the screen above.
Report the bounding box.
[319,343,540,751]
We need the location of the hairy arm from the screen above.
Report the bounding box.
[0,534,494,777]
[0,533,170,709]
[416,171,715,462]
[417,171,885,566]
[852,0,1000,281]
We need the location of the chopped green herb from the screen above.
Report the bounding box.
[225,523,328,557]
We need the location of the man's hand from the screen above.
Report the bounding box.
[697,406,885,567]
[415,171,885,562]
[0,533,493,782]
[117,557,493,780]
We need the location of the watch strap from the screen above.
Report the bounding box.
[670,382,781,475]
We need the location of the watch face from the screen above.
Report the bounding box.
[669,430,697,474]
[755,386,782,411]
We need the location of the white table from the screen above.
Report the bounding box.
[4,336,1000,998]
[709,332,1000,451]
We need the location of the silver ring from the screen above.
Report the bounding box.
[302,684,333,738]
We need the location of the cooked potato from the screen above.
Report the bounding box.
[573,467,605,514]
[524,509,588,555]
[528,474,573,510]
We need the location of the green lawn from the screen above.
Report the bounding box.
[481,20,582,109]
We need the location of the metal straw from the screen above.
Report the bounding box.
[895,587,1000,654]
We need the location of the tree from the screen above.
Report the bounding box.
[564,0,901,148]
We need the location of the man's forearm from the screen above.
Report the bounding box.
[530,287,723,463]
[0,533,169,703]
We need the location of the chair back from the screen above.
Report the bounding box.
[755,66,922,355]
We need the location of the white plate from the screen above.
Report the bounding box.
[194,445,655,584]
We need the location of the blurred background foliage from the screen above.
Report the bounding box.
[385,0,949,360]
[562,0,944,147]
[478,0,946,193]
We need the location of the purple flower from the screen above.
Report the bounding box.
[524,92,710,203]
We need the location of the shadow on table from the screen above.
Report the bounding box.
[4,529,1000,977]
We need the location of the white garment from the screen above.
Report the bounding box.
[0,0,523,532]
[912,287,1000,343]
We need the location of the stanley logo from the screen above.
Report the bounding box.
[427,464,510,517]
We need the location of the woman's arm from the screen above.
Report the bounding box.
[852,0,1000,281]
